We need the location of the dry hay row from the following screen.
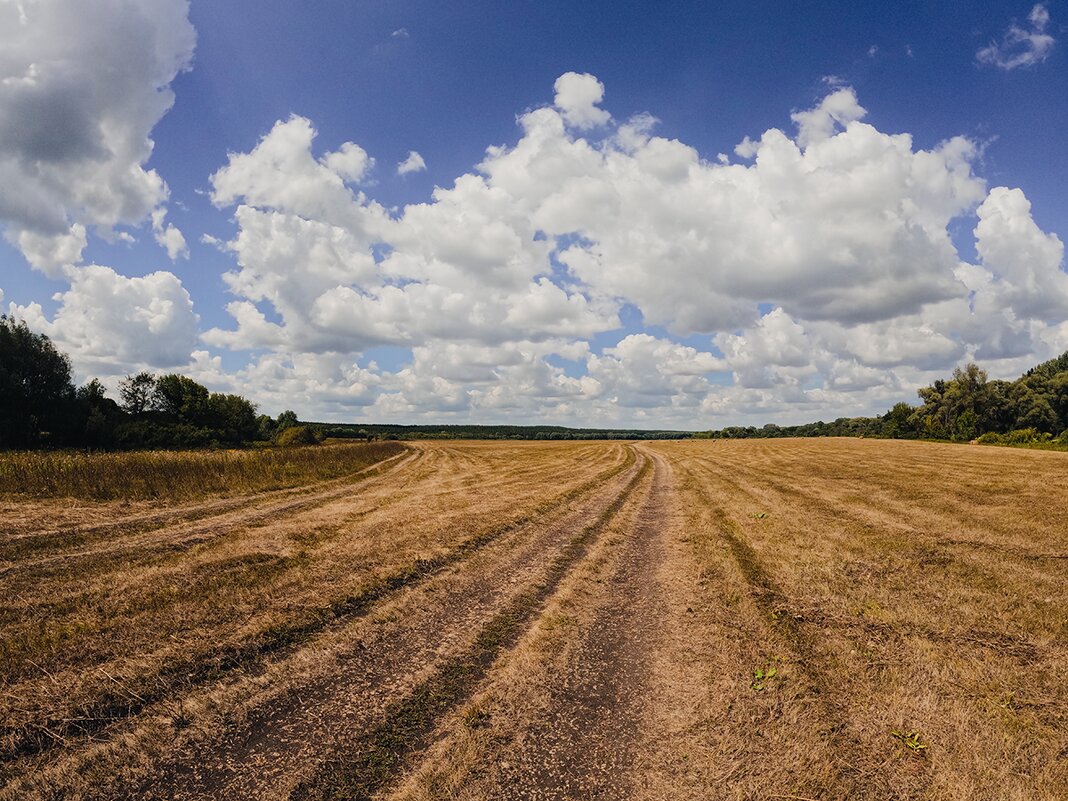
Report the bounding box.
[289,453,655,801]
[681,451,1061,678]
[682,451,1065,648]
[0,444,638,779]
[116,444,648,801]
[0,447,424,582]
[673,445,1067,799]
[683,448,1066,625]
[0,452,420,572]
[675,459,928,800]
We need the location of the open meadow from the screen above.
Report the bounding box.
[1,438,1065,800]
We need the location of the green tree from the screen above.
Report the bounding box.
[152,374,210,423]
[119,372,157,415]
[881,402,915,438]
[0,316,75,447]
[206,393,259,443]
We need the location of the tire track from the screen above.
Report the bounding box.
[488,447,671,801]
[287,454,654,801]
[0,445,638,783]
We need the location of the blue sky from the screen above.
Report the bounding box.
[1,0,1066,426]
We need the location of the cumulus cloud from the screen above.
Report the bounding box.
[8,264,199,376]
[973,186,1068,319]
[553,72,611,129]
[0,0,195,273]
[13,69,1054,425]
[977,4,1055,69]
[396,150,426,175]
[151,208,188,261]
[191,75,1068,423]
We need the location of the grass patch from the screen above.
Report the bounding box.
[0,442,406,500]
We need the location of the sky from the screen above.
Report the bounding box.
[1,0,1067,428]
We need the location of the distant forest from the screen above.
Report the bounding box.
[2,313,1067,449]
[697,352,1068,445]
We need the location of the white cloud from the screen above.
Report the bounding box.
[392,27,410,39]
[13,224,87,277]
[323,142,374,183]
[84,72,1063,425]
[973,186,1068,319]
[151,208,188,261]
[977,4,1055,69]
[396,150,426,175]
[553,72,611,130]
[8,264,199,377]
[0,0,195,272]
[790,87,867,148]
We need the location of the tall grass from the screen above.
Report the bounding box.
[0,441,406,501]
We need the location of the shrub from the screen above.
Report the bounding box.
[1002,428,1050,444]
[976,432,1002,444]
[275,425,320,447]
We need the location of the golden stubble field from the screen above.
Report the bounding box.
[1,439,1065,800]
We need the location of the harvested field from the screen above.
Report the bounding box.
[1,438,1065,800]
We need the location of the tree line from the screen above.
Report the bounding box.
[0,315,301,450]
[5,311,1067,450]
[699,352,1068,445]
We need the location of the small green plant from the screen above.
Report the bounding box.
[891,729,928,753]
[750,665,777,691]
[751,512,768,519]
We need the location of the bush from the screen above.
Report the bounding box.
[1002,428,1050,444]
[976,432,1002,444]
[275,425,320,447]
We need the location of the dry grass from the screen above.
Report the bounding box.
[2,438,1065,800]
[0,440,630,796]
[648,438,1068,800]
[0,441,406,500]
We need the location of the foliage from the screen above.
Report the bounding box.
[891,729,929,754]
[0,315,77,448]
[0,316,274,451]
[699,351,1068,447]
[275,425,321,447]
[311,423,693,441]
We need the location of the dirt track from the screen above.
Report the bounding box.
[2,439,1066,800]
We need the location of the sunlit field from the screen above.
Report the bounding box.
[1,439,1065,801]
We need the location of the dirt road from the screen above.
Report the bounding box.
[2,439,1065,800]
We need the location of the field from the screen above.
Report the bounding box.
[1,439,1065,800]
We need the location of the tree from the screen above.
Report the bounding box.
[276,410,299,430]
[881,402,915,439]
[119,372,157,415]
[0,315,75,447]
[206,392,259,443]
[152,374,210,423]
[75,379,123,448]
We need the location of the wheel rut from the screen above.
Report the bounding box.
[488,448,672,801]
[1,446,634,781]
[283,453,654,801]
[37,450,647,800]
